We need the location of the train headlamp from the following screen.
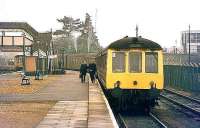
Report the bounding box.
[149,81,155,88]
[114,81,121,88]
[133,81,138,85]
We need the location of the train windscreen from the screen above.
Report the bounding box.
[112,52,125,72]
[129,52,142,73]
[145,52,158,73]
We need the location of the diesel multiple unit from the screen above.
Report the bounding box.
[96,37,163,111]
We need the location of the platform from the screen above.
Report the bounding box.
[35,71,117,128]
[0,71,88,101]
[88,81,117,128]
[0,71,117,128]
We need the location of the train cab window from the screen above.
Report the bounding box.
[112,52,125,73]
[145,52,158,73]
[129,52,142,73]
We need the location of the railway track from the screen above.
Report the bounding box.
[160,88,200,116]
[97,77,168,128]
[117,112,167,128]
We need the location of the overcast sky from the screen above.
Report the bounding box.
[1,0,200,48]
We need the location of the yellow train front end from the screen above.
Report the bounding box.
[106,49,163,90]
[105,49,163,111]
[96,37,164,111]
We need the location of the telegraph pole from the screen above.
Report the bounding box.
[188,25,191,63]
[184,32,187,54]
[94,8,98,33]
[87,26,92,53]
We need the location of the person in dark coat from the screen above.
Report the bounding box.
[80,62,88,83]
[88,63,96,83]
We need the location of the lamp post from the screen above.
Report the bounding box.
[35,40,41,80]
[22,33,26,74]
[61,48,65,69]
[37,41,40,71]
[62,49,64,69]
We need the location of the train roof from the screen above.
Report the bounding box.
[107,37,162,50]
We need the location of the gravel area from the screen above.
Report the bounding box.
[152,99,200,128]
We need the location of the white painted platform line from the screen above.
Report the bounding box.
[89,81,119,128]
[96,80,119,128]
[36,101,88,128]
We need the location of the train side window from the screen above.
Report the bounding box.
[112,52,125,73]
[145,52,158,73]
[129,52,142,73]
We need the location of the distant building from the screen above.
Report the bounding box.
[163,46,183,54]
[0,22,38,53]
[181,30,200,54]
[0,22,52,70]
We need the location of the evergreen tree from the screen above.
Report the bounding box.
[57,16,83,36]
[54,14,101,54]
[55,16,83,53]
[77,13,101,53]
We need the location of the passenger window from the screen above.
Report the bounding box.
[145,52,158,73]
[129,52,142,73]
[112,52,125,72]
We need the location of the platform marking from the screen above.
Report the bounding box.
[36,101,88,128]
[95,79,119,128]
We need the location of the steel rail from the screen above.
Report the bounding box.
[164,88,200,104]
[149,112,168,128]
[160,94,200,116]
[118,114,128,128]
[118,113,167,128]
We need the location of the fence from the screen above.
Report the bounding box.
[164,53,200,65]
[164,64,200,92]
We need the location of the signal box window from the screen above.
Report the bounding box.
[112,52,125,72]
[129,52,142,73]
[145,52,158,73]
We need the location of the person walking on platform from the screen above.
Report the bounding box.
[80,61,88,83]
[88,63,96,83]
